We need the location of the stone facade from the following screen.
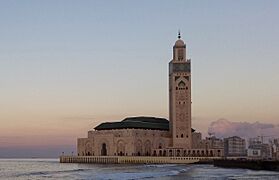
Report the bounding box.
[77,33,224,158]
[78,129,170,156]
[78,128,223,157]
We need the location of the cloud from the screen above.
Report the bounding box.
[208,119,279,139]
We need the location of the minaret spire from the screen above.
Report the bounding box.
[178,30,181,39]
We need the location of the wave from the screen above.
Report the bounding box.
[94,165,189,180]
[11,164,187,180]
[144,164,177,168]
[15,168,89,177]
[3,163,279,179]
[95,171,181,180]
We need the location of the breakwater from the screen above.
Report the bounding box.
[214,159,279,171]
[60,155,219,164]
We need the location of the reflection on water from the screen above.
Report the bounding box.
[0,159,279,179]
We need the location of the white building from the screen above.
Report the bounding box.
[248,137,272,159]
[247,148,261,158]
[224,136,246,157]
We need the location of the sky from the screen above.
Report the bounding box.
[0,0,279,158]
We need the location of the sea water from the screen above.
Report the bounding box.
[0,159,279,179]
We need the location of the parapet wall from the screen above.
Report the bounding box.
[60,155,220,164]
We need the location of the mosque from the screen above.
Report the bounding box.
[77,33,223,158]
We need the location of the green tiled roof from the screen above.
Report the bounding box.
[94,116,195,132]
[94,116,169,131]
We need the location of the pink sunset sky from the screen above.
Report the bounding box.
[0,1,279,157]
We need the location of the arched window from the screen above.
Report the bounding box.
[177,150,180,157]
[178,81,186,90]
[144,140,151,156]
[101,143,107,156]
[153,150,157,156]
[117,140,125,156]
[135,140,143,156]
[169,150,173,156]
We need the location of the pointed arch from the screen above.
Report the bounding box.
[85,140,92,156]
[178,80,185,87]
[101,143,107,156]
[144,140,151,156]
[117,140,126,156]
[157,139,165,149]
[99,139,109,156]
[135,139,143,156]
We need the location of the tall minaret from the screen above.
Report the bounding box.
[169,32,192,149]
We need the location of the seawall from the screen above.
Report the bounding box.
[60,155,219,164]
[214,159,279,171]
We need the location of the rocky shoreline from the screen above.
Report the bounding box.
[213,159,279,171]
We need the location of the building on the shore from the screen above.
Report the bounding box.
[77,33,224,158]
[247,148,261,158]
[248,137,262,146]
[248,137,272,159]
[276,151,279,160]
[192,134,224,150]
[248,144,272,159]
[274,138,279,146]
[247,137,261,158]
[274,138,279,152]
[204,136,224,150]
[224,136,246,157]
[273,138,279,159]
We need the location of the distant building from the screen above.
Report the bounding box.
[205,136,224,150]
[193,135,224,149]
[224,136,246,157]
[249,137,262,146]
[248,144,272,159]
[276,151,279,160]
[273,138,279,159]
[247,148,261,158]
[77,33,224,158]
[274,138,279,152]
[274,138,279,145]
[248,137,272,159]
[192,132,202,149]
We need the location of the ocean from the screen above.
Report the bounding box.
[0,159,279,180]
